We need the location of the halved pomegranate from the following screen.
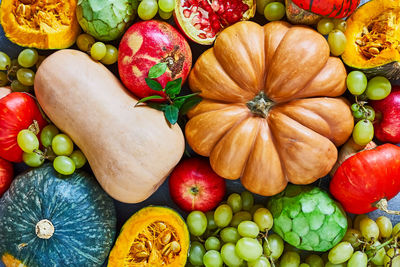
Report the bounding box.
[174,0,255,45]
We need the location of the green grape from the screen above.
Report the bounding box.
[363,105,375,121]
[220,227,241,243]
[0,72,7,86]
[158,9,173,19]
[235,237,263,261]
[328,241,354,264]
[203,250,223,267]
[352,109,363,119]
[317,18,334,35]
[384,248,400,267]
[0,52,11,70]
[76,33,96,53]
[214,204,233,228]
[221,243,244,267]
[263,233,284,260]
[227,193,243,213]
[90,42,107,61]
[205,236,221,251]
[187,211,207,236]
[52,134,74,156]
[359,217,379,240]
[8,59,20,79]
[158,0,174,12]
[241,191,254,211]
[328,30,347,56]
[10,80,31,92]
[237,221,259,238]
[70,150,87,169]
[18,48,38,68]
[305,254,324,267]
[23,151,44,167]
[256,0,282,14]
[352,119,373,146]
[53,156,76,175]
[189,241,206,266]
[392,222,400,237]
[350,103,360,112]
[230,211,252,227]
[365,76,392,100]
[279,251,301,267]
[376,216,392,239]
[353,214,368,230]
[253,208,273,232]
[17,129,39,153]
[40,124,59,148]
[138,0,158,20]
[100,45,118,65]
[250,204,264,215]
[300,264,310,267]
[248,256,271,267]
[347,251,367,267]
[206,211,218,230]
[369,241,385,266]
[264,2,285,21]
[333,19,347,32]
[346,71,368,95]
[341,229,362,248]
[16,68,35,86]
[45,146,57,162]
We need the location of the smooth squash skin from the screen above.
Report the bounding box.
[34,50,185,203]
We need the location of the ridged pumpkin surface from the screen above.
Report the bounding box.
[0,0,80,49]
[186,21,353,196]
[0,164,116,267]
[108,206,189,266]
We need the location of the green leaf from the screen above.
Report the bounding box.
[174,92,200,101]
[134,95,164,106]
[148,102,168,111]
[165,78,182,98]
[148,62,167,79]
[173,98,186,109]
[164,105,179,125]
[145,78,163,91]
[180,95,202,115]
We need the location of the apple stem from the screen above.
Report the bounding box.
[375,198,400,215]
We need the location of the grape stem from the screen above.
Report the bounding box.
[28,120,40,135]
[374,198,400,215]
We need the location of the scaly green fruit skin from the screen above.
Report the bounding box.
[76,0,138,41]
[267,185,347,252]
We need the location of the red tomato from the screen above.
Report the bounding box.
[169,158,226,212]
[0,157,13,196]
[330,144,400,214]
[0,92,47,162]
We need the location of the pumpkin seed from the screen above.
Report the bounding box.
[159,230,172,245]
[135,251,149,258]
[170,241,181,253]
[162,243,172,256]
[369,47,380,55]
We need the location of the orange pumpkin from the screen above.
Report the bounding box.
[185,21,353,196]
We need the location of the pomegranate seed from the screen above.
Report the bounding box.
[190,5,198,12]
[198,33,207,39]
[206,32,215,38]
[211,0,219,12]
[192,15,201,24]
[183,9,191,18]
[194,23,202,30]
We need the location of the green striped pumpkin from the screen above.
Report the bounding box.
[0,164,116,267]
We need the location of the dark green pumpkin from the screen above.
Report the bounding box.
[0,164,116,267]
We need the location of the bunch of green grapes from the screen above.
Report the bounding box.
[256,0,285,22]
[17,124,87,175]
[316,18,347,56]
[187,191,282,267]
[346,71,392,146]
[76,34,118,65]
[0,48,45,92]
[137,0,174,21]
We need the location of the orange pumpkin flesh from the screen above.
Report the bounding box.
[186,21,353,196]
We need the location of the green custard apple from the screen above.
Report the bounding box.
[76,0,138,41]
[267,184,347,252]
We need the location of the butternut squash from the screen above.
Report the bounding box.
[34,50,185,203]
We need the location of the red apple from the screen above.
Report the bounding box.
[371,86,400,143]
[0,157,13,196]
[169,158,226,212]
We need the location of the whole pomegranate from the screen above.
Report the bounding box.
[174,0,255,45]
[169,158,226,212]
[0,157,13,196]
[118,20,192,100]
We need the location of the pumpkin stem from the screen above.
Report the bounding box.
[246,91,275,118]
[374,198,400,215]
[35,219,55,239]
